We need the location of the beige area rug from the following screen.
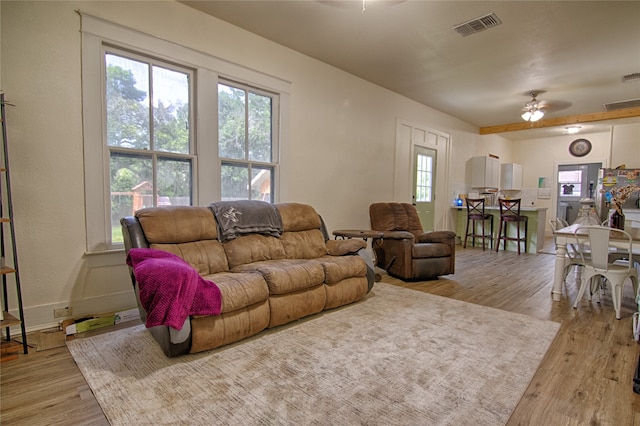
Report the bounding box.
[67,283,559,426]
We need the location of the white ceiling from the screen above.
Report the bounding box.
[181,0,640,140]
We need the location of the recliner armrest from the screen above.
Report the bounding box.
[417,231,456,244]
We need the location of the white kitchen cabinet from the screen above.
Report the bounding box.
[471,156,500,189]
[500,163,523,190]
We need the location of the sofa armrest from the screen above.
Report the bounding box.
[120,216,150,253]
[326,239,367,256]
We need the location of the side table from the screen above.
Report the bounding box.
[332,229,384,241]
[332,229,384,282]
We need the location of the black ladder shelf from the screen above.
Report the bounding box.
[1,93,28,355]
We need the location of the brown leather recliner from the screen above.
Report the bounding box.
[369,202,456,280]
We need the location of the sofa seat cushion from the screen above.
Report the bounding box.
[412,243,452,259]
[190,300,270,353]
[324,277,368,310]
[202,272,269,314]
[317,255,367,284]
[268,285,326,328]
[232,259,325,295]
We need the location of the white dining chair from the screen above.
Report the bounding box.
[573,226,639,319]
[550,219,584,284]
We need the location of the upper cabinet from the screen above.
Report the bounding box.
[470,156,500,189]
[500,163,523,190]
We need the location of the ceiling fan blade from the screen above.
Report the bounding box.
[537,99,572,112]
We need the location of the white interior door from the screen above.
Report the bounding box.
[413,146,436,230]
[394,120,450,231]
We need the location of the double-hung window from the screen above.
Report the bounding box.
[81,13,289,253]
[218,82,278,202]
[106,49,194,244]
[559,170,583,198]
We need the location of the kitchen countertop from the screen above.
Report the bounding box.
[451,205,547,212]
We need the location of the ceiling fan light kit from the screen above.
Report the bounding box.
[521,91,545,122]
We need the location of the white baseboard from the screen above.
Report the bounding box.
[5,290,138,334]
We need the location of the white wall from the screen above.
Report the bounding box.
[1,1,507,331]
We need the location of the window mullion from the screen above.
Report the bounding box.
[244,90,250,162]
[148,63,155,152]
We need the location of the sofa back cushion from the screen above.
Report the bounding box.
[137,206,218,243]
[276,203,327,259]
[277,203,322,232]
[136,206,229,275]
[280,229,327,259]
[223,234,287,269]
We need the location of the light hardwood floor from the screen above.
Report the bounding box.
[2,241,640,425]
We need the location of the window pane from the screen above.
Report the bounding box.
[153,66,190,154]
[157,157,192,206]
[218,84,246,159]
[248,92,272,162]
[105,54,150,149]
[110,152,152,242]
[221,163,249,201]
[251,166,273,202]
[558,170,582,183]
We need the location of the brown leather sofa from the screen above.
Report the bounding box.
[121,202,374,357]
[369,202,456,280]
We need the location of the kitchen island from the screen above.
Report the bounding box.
[452,205,548,253]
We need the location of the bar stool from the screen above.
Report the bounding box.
[463,198,493,250]
[496,198,528,254]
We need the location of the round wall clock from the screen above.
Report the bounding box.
[569,138,592,157]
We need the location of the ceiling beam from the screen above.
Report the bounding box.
[479,106,640,135]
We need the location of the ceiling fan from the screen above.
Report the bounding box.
[521,91,547,122]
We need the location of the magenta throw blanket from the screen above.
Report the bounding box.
[126,248,222,330]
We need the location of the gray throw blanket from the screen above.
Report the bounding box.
[209,200,283,242]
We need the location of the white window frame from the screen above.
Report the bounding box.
[80,12,290,253]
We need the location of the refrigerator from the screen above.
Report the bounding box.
[595,168,640,223]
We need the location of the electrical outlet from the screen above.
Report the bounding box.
[53,307,72,318]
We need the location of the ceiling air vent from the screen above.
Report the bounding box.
[622,72,640,82]
[453,13,502,37]
[603,99,640,111]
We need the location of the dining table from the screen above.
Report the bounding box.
[551,224,640,301]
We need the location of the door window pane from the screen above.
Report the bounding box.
[415,153,433,202]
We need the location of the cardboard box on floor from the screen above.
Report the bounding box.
[63,308,139,336]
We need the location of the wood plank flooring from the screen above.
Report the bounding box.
[2,241,640,425]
